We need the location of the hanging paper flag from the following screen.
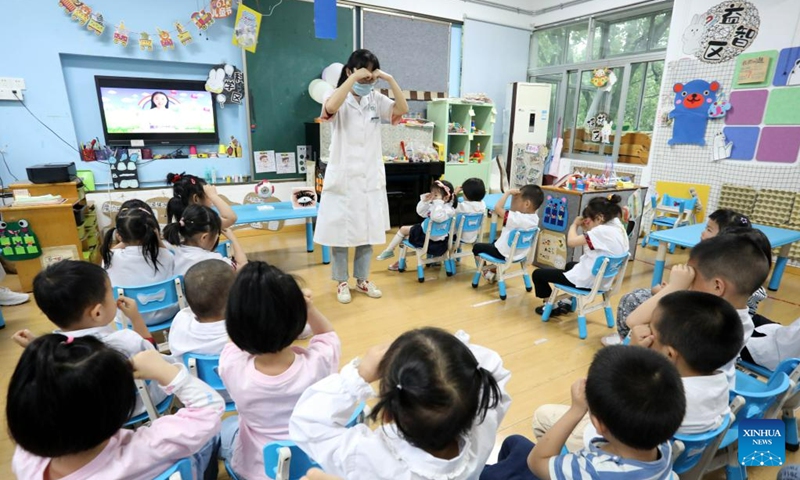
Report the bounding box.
[72,3,92,26]
[211,0,233,19]
[192,9,215,30]
[157,28,175,49]
[139,32,154,51]
[232,4,262,53]
[113,22,130,47]
[87,12,105,35]
[58,0,81,14]
[175,21,193,45]
[314,0,337,40]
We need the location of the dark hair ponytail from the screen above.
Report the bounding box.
[432,180,457,209]
[101,206,163,272]
[336,49,381,88]
[163,204,221,247]
[709,208,751,232]
[583,194,623,222]
[166,172,207,224]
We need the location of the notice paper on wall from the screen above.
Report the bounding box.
[276,152,297,175]
[254,150,276,173]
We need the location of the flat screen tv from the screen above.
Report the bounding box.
[95,76,219,146]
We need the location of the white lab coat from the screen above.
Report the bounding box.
[314,90,394,247]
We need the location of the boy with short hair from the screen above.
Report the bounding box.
[627,232,770,387]
[455,177,487,244]
[169,259,236,363]
[473,185,543,281]
[12,260,165,415]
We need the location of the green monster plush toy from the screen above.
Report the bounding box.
[0,220,42,261]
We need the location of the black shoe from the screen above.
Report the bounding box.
[535,305,547,315]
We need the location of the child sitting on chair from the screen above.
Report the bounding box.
[472,185,544,282]
[532,195,629,316]
[626,231,771,388]
[480,346,684,480]
[532,290,743,452]
[455,177,487,244]
[11,261,166,418]
[606,208,759,346]
[168,259,236,363]
[377,180,457,271]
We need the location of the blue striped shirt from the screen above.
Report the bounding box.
[549,439,677,480]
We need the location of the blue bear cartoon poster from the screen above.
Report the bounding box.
[668,80,721,146]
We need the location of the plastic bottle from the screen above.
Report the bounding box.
[211,168,217,184]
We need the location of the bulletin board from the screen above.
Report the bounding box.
[244,0,354,181]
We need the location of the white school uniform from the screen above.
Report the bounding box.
[495,211,539,261]
[720,309,755,388]
[746,317,800,370]
[173,245,233,277]
[416,197,456,241]
[314,90,395,247]
[564,217,629,290]
[290,336,511,480]
[456,200,487,244]
[106,246,177,325]
[168,307,228,364]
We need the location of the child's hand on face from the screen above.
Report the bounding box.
[11,329,36,349]
[507,189,521,196]
[357,343,390,383]
[116,296,141,317]
[131,350,180,386]
[629,324,655,348]
[203,184,219,198]
[569,378,589,414]
[302,288,313,307]
[573,215,584,226]
[668,264,696,290]
[454,186,463,196]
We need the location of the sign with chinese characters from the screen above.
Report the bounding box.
[738,55,770,84]
[698,1,760,64]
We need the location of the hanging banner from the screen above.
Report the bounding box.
[232,4,262,53]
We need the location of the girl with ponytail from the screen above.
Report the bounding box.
[290,327,510,480]
[166,172,237,229]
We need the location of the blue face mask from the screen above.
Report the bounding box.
[352,81,374,97]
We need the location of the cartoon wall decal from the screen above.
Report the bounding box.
[773,47,800,86]
[601,120,613,144]
[668,80,721,146]
[712,130,733,161]
[708,92,732,118]
[682,14,704,56]
[696,1,760,64]
[0,220,42,261]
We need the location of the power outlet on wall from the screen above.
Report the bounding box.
[0,77,25,101]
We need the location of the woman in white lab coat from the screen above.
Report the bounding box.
[314,49,409,304]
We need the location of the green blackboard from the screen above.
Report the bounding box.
[245,0,354,180]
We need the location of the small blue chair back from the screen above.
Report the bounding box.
[661,194,697,214]
[732,371,792,420]
[263,441,320,480]
[183,353,225,391]
[506,228,537,249]
[216,240,232,258]
[153,458,192,480]
[114,276,185,315]
[673,414,732,474]
[421,217,454,238]
[455,213,484,235]
[590,253,630,279]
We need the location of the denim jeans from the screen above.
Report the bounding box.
[331,245,373,282]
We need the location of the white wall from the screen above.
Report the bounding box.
[355,0,535,29]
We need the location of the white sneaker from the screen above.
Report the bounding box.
[601,333,623,347]
[482,269,496,283]
[298,323,313,340]
[354,280,382,298]
[0,287,29,306]
[337,282,352,304]
[376,250,395,261]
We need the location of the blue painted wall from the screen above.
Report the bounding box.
[0,0,249,187]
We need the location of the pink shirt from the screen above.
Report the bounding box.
[12,366,224,480]
[220,332,341,480]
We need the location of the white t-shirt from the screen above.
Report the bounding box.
[680,372,731,434]
[173,245,233,277]
[564,217,629,290]
[495,211,540,260]
[721,309,755,388]
[168,307,228,364]
[747,317,800,370]
[106,246,177,326]
[456,201,487,244]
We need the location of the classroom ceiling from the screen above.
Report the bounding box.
[488,0,597,15]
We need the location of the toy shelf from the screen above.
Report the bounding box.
[428,99,495,187]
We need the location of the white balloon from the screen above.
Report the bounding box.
[322,62,344,87]
[308,79,333,104]
[224,64,234,77]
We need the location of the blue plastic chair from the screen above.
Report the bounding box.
[114,276,187,352]
[153,458,192,480]
[642,194,698,252]
[471,228,538,300]
[215,240,232,258]
[184,353,236,412]
[0,307,5,329]
[738,357,800,451]
[541,253,630,340]
[672,407,738,480]
[398,217,454,282]
[124,379,174,428]
[446,213,485,274]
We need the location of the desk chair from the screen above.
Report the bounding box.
[125,379,174,428]
[471,228,538,300]
[672,398,742,480]
[642,194,698,253]
[398,218,454,283]
[215,240,232,259]
[739,358,800,451]
[114,276,187,353]
[153,458,192,480]
[446,213,485,274]
[541,253,629,340]
[184,353,236,412]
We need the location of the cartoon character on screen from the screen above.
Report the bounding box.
[0,220,42,261]
[668,80,720,146]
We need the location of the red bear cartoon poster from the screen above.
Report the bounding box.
[668,80,721,146]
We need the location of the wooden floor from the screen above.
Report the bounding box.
[1,227,799,479]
